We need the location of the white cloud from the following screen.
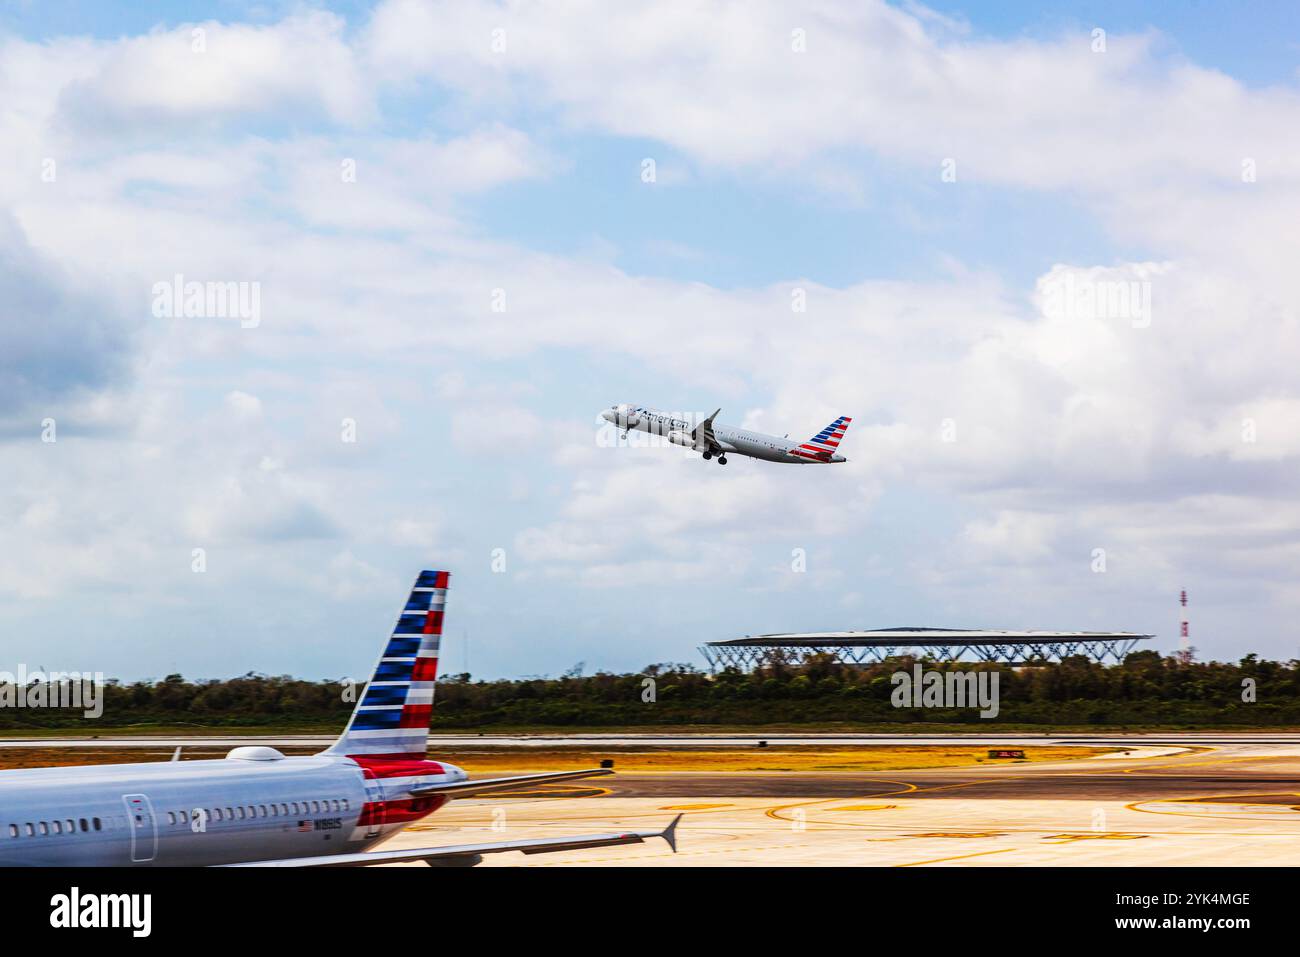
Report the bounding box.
[2,2,1299,670]
[0,213,133,414]
[224,390,262,417]
[364,0,1300,190]
[959,510,1059,562]
[513,448,873,585]
[451,403,544,453]
[55,13,371,130]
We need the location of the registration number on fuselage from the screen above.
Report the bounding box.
[299,817,343,831]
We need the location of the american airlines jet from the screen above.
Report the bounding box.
[603,404,851,465]
[0,570,678,867]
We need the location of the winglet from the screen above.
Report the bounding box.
[660,813,682,853]
[692,409,721,444]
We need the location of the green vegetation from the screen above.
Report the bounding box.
[2,650,1298,732]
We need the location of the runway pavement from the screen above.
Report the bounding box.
[8,731,1300,747]
[379,737,1300,866]
[6,731,1300,864]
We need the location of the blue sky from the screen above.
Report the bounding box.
[1,1,1299,681]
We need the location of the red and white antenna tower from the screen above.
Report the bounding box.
[1176,588,1194,664]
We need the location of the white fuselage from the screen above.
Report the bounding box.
[0,751,464,866]
[0,568,673,868]
[602,405,845,464]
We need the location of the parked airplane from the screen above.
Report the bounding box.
[0,570,678,866]
[603,404,851,465]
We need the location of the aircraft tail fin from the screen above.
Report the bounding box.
[796,415,852,458]
[323,570,449,760]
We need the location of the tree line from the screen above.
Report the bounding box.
[2,651,1297,730]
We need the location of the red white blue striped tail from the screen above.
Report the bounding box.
[792,415,852,461]
[324,569,448,761]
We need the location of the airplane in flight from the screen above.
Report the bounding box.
[0,570,679,867]
[602,404,852,465]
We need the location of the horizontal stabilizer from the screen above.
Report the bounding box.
[407,767,613,799]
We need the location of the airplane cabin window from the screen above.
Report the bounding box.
[39,822,48,835]
[52,821,61,834]
[24,823,33,836]
[80,818,88,832]
[7,825,15,838]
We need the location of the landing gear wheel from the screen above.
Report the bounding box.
[717,456,728,465]
[702,451,713,460]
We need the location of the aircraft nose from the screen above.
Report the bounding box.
[601,408,616,423]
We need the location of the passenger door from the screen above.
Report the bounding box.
[122,793,157,863]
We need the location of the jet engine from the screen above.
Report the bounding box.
[667,429,696,449]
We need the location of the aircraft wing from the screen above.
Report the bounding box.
[691,408,722,451]
[222,815,681,868]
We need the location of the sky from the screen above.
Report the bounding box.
[1,0,1299,682]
